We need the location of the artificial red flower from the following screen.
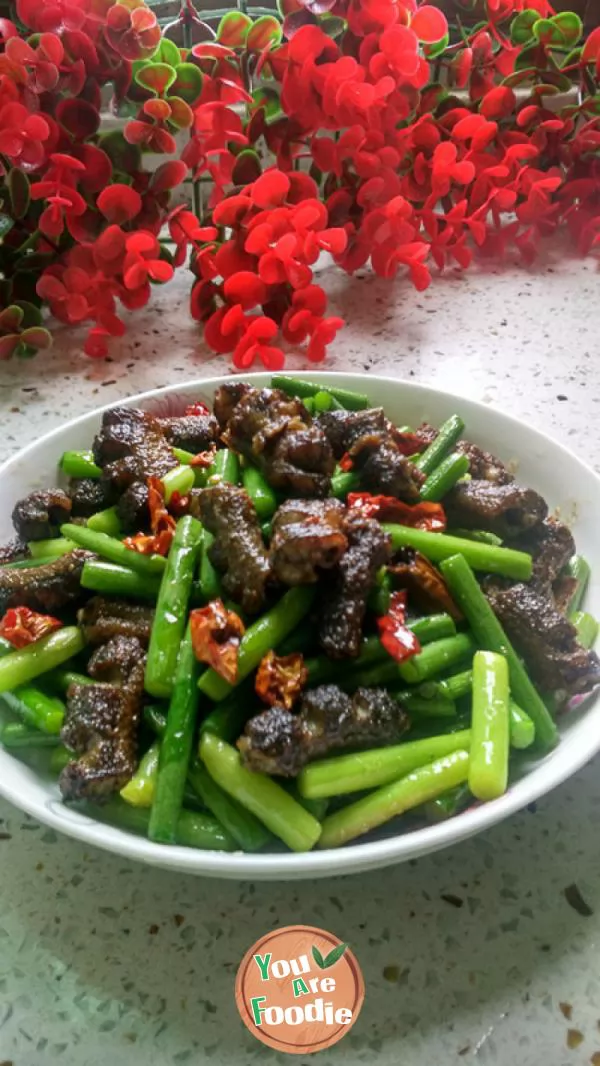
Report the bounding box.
[255,650,308,709]
[190,600,245,683]
[0,102,50,168]
[105,2,160,61]
[0,607,62,648]
[347,493,447,531]
[377,590,421,664]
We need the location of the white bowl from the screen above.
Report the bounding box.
[0,372,598,881]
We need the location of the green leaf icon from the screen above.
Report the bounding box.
[322,943,349,969]
[311,945,326,969]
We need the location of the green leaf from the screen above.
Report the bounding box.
[135,62,176,96]
[247,15,282,52]
[322,943,349,969]
[581,94,600,115]
[321,14,346,39]
[510,9,539,45]
[311,945,326,970]
[216,10,252,47]
[98,130,142,174]
[15,300,43,328]
[0,213,14,242]
[551,11,582,47]
[514,42,545,72]
[21,326,52,351]
[232,148,262,185]
[154,37,181,67]
[0,305,23,332]
[166,95,193,130]
[7,169,30,220]
[424,31,449,60]
[171,62,203,104]
[252,87,283,123]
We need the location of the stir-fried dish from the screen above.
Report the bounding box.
[0,375,598,854]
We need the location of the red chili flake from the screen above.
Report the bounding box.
[377,590,421,664]
[190,600,245,684]
[347,493,447,531]
[339,453,354,472]
[0,607,62,649]
[185,401,211,417]
[255,650,308,709]
[189,444,217,469]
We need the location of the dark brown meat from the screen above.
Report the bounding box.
[216,385,335,497]
[317,408,387,458]
[318,407,424,501]
[358,436,424,502]
[12,489,72,541]
[320,515,391,658]
[444,480,548,539]
[68,478,111,518]
[486,582,600,698]
[213,382,252,427]
[238,684,409,776]
[0,550,88,615]
[78,597,154,646]
[158,414,219,452]
[414,423,514,485]
[59,636,145,801]
[116,481,149,533]
[93,406,177,492]
[196,484,271,613]
[0,539,29,566]
[271,498,347,585]
[510,518,575,586]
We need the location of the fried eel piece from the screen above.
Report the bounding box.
[215,385,335,497]
[12,489,72,541]
[0,550,88,615]
[414,423,514,485]
[271,498,347,585]
[196,483,271,613]
[510,518,575,587]
[486,582,600,698]
[320,515,391,658]
[68,478,111,519]
[157,414,219,452]
[60,636,145,801]
[444,481,548,539]
[78,596,154,646]
[318,407,423,502]
[238,684,409,776]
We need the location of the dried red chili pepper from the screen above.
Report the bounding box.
[339,452,354,472]
[189,444,217,469]
[185,401,211,416]
[377,590,421,664]
[122,476,176,557]
[190,600,245,684]
[0,607,62,649]
[255,650,308,709]
[169,491,191,517]
[389,551,462,621]
[347,492,446,531]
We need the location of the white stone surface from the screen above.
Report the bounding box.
[0,257,599,1065]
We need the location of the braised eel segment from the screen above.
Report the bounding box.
[444,480,548,539]
[271,498,348,585]
[68,477,111,518]
[78,596,154,646]
[414,423,514,485]
[0,550,88,615]
[320,515,391,659]
[509,518,575,587]
[92,406,177,492]
[116,480,150,533]
[60,636,145,801]
[318,407,423,502]
[196,483,271,614]
[238,684,409,776]
[214,384,335,497]
[486,582,600,698]
[157,414,219,452]
[0,539,29,566]
[12,489,72,541]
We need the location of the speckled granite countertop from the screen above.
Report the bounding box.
[0,259,599,1066]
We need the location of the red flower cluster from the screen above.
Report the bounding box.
[1,0,599,366]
